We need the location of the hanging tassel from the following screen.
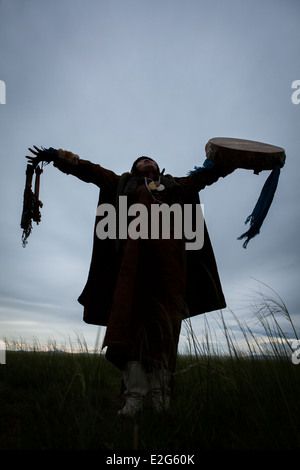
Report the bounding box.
[237,163,283,248]
[187,159,284,248]
[21,164,43,247]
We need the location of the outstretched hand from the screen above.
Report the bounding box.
[26,146,57,167]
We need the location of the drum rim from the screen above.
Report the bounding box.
[206,137,285,155]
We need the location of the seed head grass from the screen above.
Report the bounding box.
[0,284,299,450]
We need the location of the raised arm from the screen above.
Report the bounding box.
[176,159,235,196]
[26,146,120,191]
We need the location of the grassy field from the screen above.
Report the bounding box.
[1,289,300,451]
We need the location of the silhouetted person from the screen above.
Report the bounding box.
[27,146,234,415]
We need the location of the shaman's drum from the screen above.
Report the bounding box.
[205,137,286,173]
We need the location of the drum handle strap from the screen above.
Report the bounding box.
[237,163,283,248]
[187,159,284,248]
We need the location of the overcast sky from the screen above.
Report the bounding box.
[0,0,299,355]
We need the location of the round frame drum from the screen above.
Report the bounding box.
[205,137,286,173]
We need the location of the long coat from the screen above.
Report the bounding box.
[54,151,230,369]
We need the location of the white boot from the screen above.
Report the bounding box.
[118,361,148,417]
[151,368,172,413]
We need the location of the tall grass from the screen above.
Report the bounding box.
[1,286,299,450]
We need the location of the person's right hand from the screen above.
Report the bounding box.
[26,146,58,167]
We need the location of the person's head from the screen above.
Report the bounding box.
[131,156,160,176]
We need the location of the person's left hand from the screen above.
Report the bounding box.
[26,146,57,167]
